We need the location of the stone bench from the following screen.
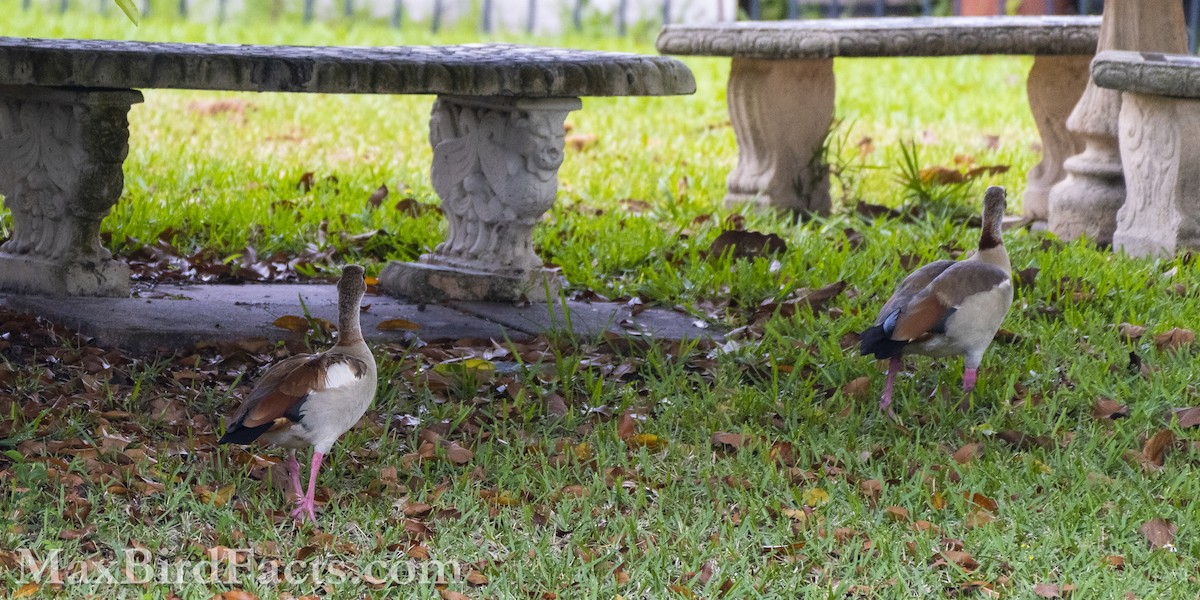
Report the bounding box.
[1090,50,1200,257]
[656,16,1100,217]
[0,37,695,301]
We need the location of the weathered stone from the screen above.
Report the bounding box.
[0,39,695,299]
[657,16,1099,215]
[0,38,696,97]
[725,58,833,213]
[0,85,142,296]
[1046,0,1188,245]
[1092,51,1200,98]
[1024,55,1089,221]
[0,283,722,353]
[379,95,580,303]
[656,16,1100,58]
[1090,51,1200,256]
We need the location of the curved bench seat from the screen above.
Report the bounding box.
[0,37,695,300]
[657,16,1101,217]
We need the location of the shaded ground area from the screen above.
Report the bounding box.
[0,284,720,354]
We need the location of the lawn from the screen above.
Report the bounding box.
[3,8,1200,600]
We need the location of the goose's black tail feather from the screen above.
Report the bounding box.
[859,324,906,360]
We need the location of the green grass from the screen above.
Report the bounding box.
[3,8,1200,600]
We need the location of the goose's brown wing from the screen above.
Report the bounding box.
[220,353,369,444]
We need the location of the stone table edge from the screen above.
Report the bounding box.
[656,15,1101,58]
[0,38,697,97]
[1092,50,1200,99]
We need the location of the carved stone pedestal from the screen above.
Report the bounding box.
[1023,55,1089,221]
[1108,93,1200,256]
[725,57,835,214]
[1089,51,1200,256]
[0,86,142,296]
[1045,83,1125,243]
[379,95,581,303]
[1046,0,1188,244]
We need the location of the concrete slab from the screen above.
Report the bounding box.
[450,299,720,343]
[0,284,721,353]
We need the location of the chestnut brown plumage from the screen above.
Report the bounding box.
[219,265,377,522]
[860,186,1013,417]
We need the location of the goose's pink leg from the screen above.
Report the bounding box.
[962,367,978,394]
[291,451,324,523]
[879,357,901,420]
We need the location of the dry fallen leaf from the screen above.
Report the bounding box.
[938,550,979,570]
[1033,583,1065,598]
[367,184,389,208]
[843,376,872,399]
[12,583,39,599]
[1118,323,1147,340]
[964,491,999,512]
[1094,398,1130,420]
[802,487,830,507]
[1153,328,1195,351]
[964,509,996,529]
[196,484,237,507]
[565,132,598,151]
[711,431,747,449]
[1171,407,1200,428]
[781,507,810,523]
[952,443,983,465]
[1138,518,1177,549]
[221,591,259,600]
[1102,555,1125,570]
[617,411,637,441]
[706,230,787,261]
[627,433,667,450]
[272,315,311,332]
[1141,429,1175,470]
[466,570,489,586]
[920,165,966,185]
[445,443,473,465]
[377,318,421,331]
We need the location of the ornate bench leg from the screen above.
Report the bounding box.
[1046,79,1124,244]
[1023,55,1088,223]
[380,95,581,303]
[1048,0,1188,244]
[1111,93,1200,257]
[0,86,142,296]
[725,57,834,215]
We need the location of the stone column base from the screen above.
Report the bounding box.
[1112,92,1200,257]
[0,253,130,297]
[377,94,579,304]
[378,260,562,303]
[1023,54,1089,221]
[724,57,834,214]
[0,85,142,297]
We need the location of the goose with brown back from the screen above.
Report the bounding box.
[219,264,378,522]
[860,186,1013,418]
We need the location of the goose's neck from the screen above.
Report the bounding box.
[974,244,1011,273]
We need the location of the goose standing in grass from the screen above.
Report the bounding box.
[859,186,1013,418]
[219,264,378,523]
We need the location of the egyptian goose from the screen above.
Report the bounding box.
[219,264,378,522]
[859,186,1013,417]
